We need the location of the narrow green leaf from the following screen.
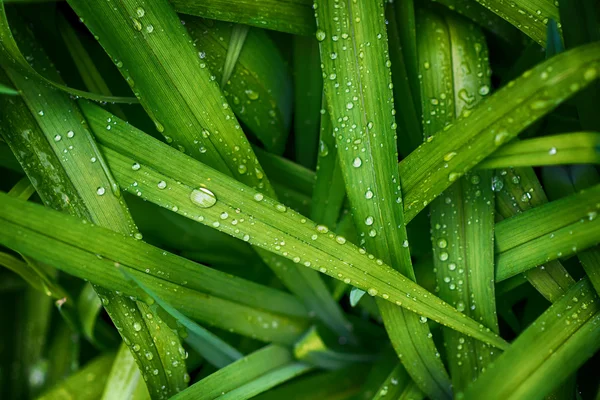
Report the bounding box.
[495,167,575,302]
[546,19,564,57]
[478,132,600,169]
[37,353,116,400]
[171,345,310,400]
[315,1,452,397]
[463,279,600,400]
[121,268,244,368]
[0,80,17,94]
[495,184,600,281]
[372,363,424,400]
[169,0,315,36]
[101,344,144,400]
[221,24,249,87]
[398,42,600,224]
[418,8,499,390]
[82,102,510,350]
[469,0,560,46]
[0,0,137,103]
[68,0,350,339]
[293,35,322,169]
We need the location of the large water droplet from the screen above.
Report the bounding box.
[352,157,362,168]
[190,188,217,208]
[316,30,326,41]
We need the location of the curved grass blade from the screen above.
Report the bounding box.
[0,1,137,103]
[495,183,600,281]
[417,8,499,390]
[393,0,420,116]
[221,24,249,87]
[432,0,522,43]
[121,268,243,368]
[316,0,452,396]
[398,42,600,224]
[293,36,322,169]
[469,0,560,46]
[81,103,509,350]
[495,167,575,302]
[0,15,188,397]
[171,345,310,400]
[0,193,311,345]
[183,18,291,154]
[478,132,600,169]
[37,353,116,400]
[169,0,315,36]
[372,363,423,400]
[463,279,600,400]
[67,0,350,339]
[0,80,16,94]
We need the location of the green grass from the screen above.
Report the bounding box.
[0,0,599,399]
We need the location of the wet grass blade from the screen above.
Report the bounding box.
[463,279,600,400]
[171,345,311,400]
[81,102,509,350]
[495,184,600,281]
[183,18,292,155]
[417,8,499,390]
[169,0,315,36]
[67,0,350,339]
[101,344,143,400]
[316,0,452,396]
[495,167,575,302]
[469,0,560,46]
[372,362,424,400]
[397,42,600,223]
[478,132,600,169]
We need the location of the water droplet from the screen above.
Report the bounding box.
[190,188,217,208]
[479,85,490,95]
[316,30,326,41]
[584,68,597,81]
[136,7,145,17]
[319,140,329,156]
[132,163,141,171]
[439,252,449,261]
[448,172,459,182]
[157,181,167,189]
[220,212,229,220]
[336,236,346,244]
[402,240,409,248]
[365,189,374,199]
[66,130,75,138]
[437,238,448,249]
[367,288,378,296]
[245,89,259,100]
[346,102,353,110]
[365,216,374,226]
[96,187,106,196]
[145,351,154,360]
[254,193,264,201]
[275,204,287,212]
[444,152,457,161]
[448,263,456,271]
[420,316,428,323]
[54,134,62,142]
[548,147,557,155]
[491,176,504,192]
[146,24,154,33]
[133,322,142,331]
[133,19,142,31]
[238,164,247,174]
[368,229,377,237]
[352,157,362,168]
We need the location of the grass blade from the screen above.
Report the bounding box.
[171,345,310,400]
[82,102,509,350]
[478,132,600,169]
[463,279,600,400]
[101,344,144,400]
[417,8,499,390]
[315,1,452,397]
[169,0,315,36]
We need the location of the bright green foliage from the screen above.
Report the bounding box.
[1,0,600,399]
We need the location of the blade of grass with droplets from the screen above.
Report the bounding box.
[170,0,314,35]
[495,183,600,281]
[316,0,452,396]
[67,0,351,339]
[393,0,420,117]
[431,0,522,43]
[397,42,600,224]
[495,167,575,302]
[0,15,188,397]
[37,353,116,400]
[418,8,499,390]
[171,345,310,400]
[81,102,509,350]
[293,35,322,169]
[0,193,311,344]
[386,2,422,157]
[0,0,136,103]
[468,0,560,46]
[101,344,143,400]
[183,18,291,154]
[478,132,600,169]
[463,278,600,400]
